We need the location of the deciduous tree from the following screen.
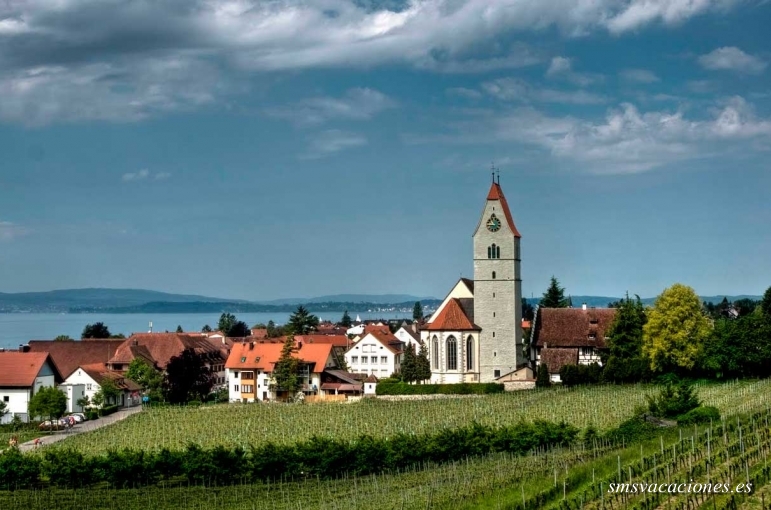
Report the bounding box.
[642,283,712,374]
[54,335,73,341]
[28,387,67,428]
[217,313,237,334]
[126,359,164,401]
[81,322,111,339]
[272,336,300,399]
[763,286,771,317]
[163,349,214,404]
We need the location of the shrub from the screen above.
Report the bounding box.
[100,405,119,417]
[647,381,700,418]
[678,406,721,425]
[560,363,603,387]
[86,410,99,421]
[376,382,504,396]
[603,416,658,444]
[536,363,551,387]
[0,447,40,490]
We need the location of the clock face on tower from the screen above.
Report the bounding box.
[486,214,501,232]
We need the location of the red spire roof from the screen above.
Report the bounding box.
[425,298,481,331]
[487,182,521,238]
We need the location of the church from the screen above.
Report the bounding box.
[420,178,527,383]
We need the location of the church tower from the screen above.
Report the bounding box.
[473,177,523,382]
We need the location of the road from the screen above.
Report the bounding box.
[18,406,143,453]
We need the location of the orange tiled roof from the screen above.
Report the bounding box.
[424,298,481,331]
[487,182,521,238]
[295,335,349,347]
[0,352,62,387]
[225,340,334,373]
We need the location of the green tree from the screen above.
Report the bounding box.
[54,335,73,341]
[699,313,771,379]
[163,349,215,404]
[0,400,7,422]
[602,294,650,383]
[400,344,417,383]
[94,378,121,408]
[642,283,713,374]
[271,336,300,399]
[217,313,237,334]
[251,323,267,329]
[175,325,184,333]
[540,277,569,308]
[762,286,771,317]
[201,324,212,333]
[339,310,353,328]
[266,320,279,338]
[415,342,432,383]
[28,386,67,428]
[81,322,111,339]
[412,302,423,321]
[521,298,535,321]
[287,306,319,335]
[647,381,700,419]
[536,363,551,387]
[75,395,90,411]
[227,321,250,337]
[126,359,164,401]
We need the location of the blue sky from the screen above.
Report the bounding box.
[1,0,770,301]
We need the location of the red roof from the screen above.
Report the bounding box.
[27,339,124,379]
[225,341,334,373]
[116,333,226,369]
[79,363,142,391]
[425,298,481,331]
[295,335,349,347]
[487,182,521,238]
[535,308,616,348]
[0,352,62,387]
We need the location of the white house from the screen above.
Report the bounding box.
[344,330,404,378]
[63,364,142,409]
[363,374,378,395]
[394,325,422,351]
[0,352,63,423]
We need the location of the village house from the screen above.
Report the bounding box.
[531,305,616,382]
[225,339,337,402]
[320,369,365,398]
[394,324,422,351]
[26,339,124,379]
[344,329,404,378]
[0,351,63,423]
[63,364,142,410]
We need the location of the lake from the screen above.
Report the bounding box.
[0,311,413,350]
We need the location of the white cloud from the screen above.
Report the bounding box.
[446,87,483,99]
[0,0,746,124]
[698,47,767,74]
[303,129,368,159]
[545,56,603,86]
[620,68,660,83]
[415,96,771,174]
[122,169,172,181]
[546,56,572,76]
[0,221,28,241]
[482,77,608,104]
[266,88,395,126]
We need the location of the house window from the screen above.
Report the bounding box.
[2,396,8,402]
[86,384,92,391]
[352,356,358,364]
[240,357,246,363]
[381,356,387,364]
[242,385,254,393]
[446,336,457,371]
[466,336,474,371]
[234,385,239,392]
[493,312,495,317]
[234,372,239,378]
[432,335,439,370]
[362,357,368,364]
[492,332,495,338]
[588,334,596,341]
[492,271,496,279]
[493,293,495,298]
[494,369,501,378]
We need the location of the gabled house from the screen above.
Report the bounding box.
[63,364,142,410]
[344,330,404,378]
[225,340,337,402]
[26,339,124,379]
[531,306,616,382]
[0,352,63,423]
[320,369,364,396]
[394,325,422,351]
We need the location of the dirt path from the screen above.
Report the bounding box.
[18,406,143,453]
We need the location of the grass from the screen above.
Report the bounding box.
[47,379,769,455]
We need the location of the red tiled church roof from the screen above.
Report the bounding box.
[424,298,481,331]
[487,182,521,238]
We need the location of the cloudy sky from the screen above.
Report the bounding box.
[1,0,770,301]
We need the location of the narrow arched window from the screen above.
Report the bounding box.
[496,245,500,258]
[432,335,439,370]
[487,246,492,259]
[466,336,474,371]
[492,271,496,279]
[446,336,457,371]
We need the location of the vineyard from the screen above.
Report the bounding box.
[48,379,769,455]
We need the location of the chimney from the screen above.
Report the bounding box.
[582,303,587,311]
[249,342,254,350]
[149,321,153,333]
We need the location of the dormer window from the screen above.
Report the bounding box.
[240,356,246,363]
[588,333,596,341]
[589,319,598,325]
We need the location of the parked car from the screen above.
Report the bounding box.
[66,413,86,423]
[38,420,66,430]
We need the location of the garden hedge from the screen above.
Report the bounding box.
[375,382,504,395]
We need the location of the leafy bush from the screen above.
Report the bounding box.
[85,410,99,421]
[559,363,603,387]
[376,382,504,395]
[677,406,720,425]
[646,381,700,418]
[0,447,40,490]
[603,416,658,444]
[100,405,119,417]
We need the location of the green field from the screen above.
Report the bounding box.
[48,379,767,455]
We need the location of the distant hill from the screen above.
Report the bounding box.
[525,295,762,308]
[0,288,245,313]
[258,294,436,306]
